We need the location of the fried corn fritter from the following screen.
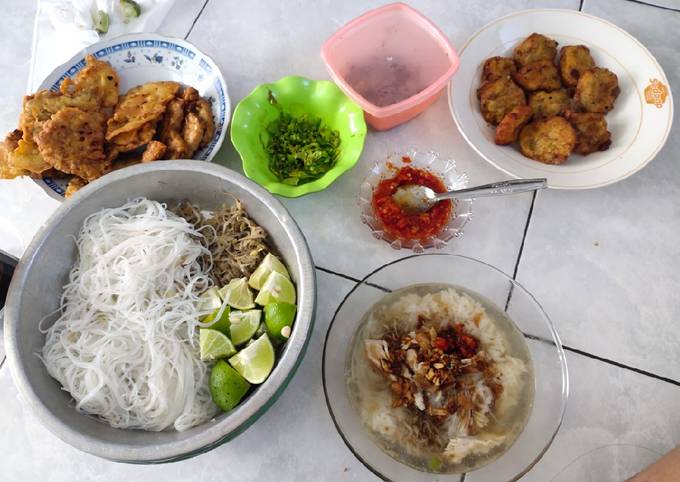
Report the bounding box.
[575,67,620,113]
[513,60,562,92]
[477,33,620,165]
[513,33,558,66]
[495,105,533,145]
[477,77,526,125]
[35,107,108,181]
[566,111,612,155]
[528,89,571,118]
[482,56,518,82]
[519,116,576,164]
[559,45,595,89]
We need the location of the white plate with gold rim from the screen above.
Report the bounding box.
[449,9,673,190]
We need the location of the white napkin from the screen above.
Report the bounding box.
[28,0,175,91]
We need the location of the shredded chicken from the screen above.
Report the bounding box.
[173,199,269,286]
[364,320,500,447]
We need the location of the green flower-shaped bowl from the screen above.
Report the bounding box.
[231,76,367,197]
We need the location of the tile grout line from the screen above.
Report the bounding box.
[621,0,680,13]
[314,265,391,292]
[184,0,211,40]
[579,0,585,10]
[562,344,680,387]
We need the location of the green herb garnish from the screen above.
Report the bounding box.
[264,112,341,186]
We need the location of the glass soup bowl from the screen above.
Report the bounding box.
[323,254,568,481]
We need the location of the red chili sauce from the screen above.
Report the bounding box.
[371,163,452,241]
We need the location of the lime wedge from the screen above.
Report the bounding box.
[228,334,275,384]
[198,287,222,320]
[210,360,250,412]
[202,302,231,335]
[254,271,296,305]
[199,329,236,361]
[219,278,255,310]
[264,302,296,342]
[229,310,261,346]
[248,253,290,290]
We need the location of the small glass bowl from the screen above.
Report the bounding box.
[358,148,472,253]
[322,254,569,481]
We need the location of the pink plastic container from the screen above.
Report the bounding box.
[321,3,459,131]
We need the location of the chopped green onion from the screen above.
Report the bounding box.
[264,112,341,185]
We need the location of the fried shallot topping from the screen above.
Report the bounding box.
[365,319,501,433]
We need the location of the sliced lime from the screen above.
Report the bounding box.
[228,334,275,384]
[255,322,267,338]
[248,253,290,290]
[198,287,222,320]
[229,310,261,346]
[254,271,296,305]
[202,302,231,335]
[199,329,236,361]
[219,278,255,310]
[264,302,296,342]
[210,360,250,412]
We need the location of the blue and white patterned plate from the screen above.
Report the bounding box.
[36,33,230,199]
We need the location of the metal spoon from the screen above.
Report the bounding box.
[392,178,547,214]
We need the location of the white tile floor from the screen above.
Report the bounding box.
[1,0,679,480]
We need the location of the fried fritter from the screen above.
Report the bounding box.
[142,140,167,162]
[64,177,87,198]
[182,86,200,103]
[158,98,187,158]
[513,33,558,67]
[61,54,119,108]
[477,77,526,125]
[559,45,595,89]
[513,60,562,92]
[566,111,612,155]
[166,131,190,159]
[106,81,180,140]
[495,105,533,145]
[35,107,108,181]
[528,89,571,118]
[0,130,28,179]
[8,138,51,175]
[519,116,576,164]
[482,56,517,82]
[195,98,215,147]
[19,90,99,141]
[574,67,620,113]
[109,121,156,152]
[182,112,205,154]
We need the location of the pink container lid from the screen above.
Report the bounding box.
[321,3,459,123]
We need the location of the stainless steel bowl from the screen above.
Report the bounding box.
[3,160,316,463]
